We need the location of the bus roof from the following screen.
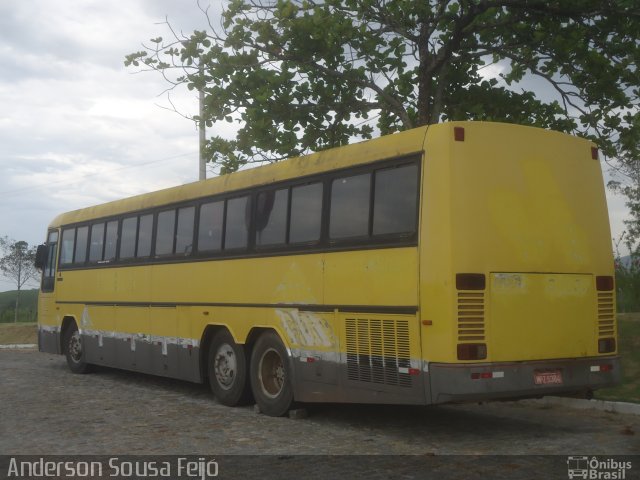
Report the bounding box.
[48,125,431,228]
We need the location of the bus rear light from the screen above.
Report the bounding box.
[598,338,616,353]
[454,126,465,141]
[590,364,613,373]
[398,367,421,376]
[456,273,486,290]
[471,371,504,380]
[457,343,487,360]
[596,276,614,291]
[591,146,599,160]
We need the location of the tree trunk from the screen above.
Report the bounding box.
[14,287,20,323]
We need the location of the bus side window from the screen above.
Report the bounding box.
[330,173,371,240]
[60,228,75,265]
[372,164,419,236]
[137,214,153,258]
[198,201,224,252]
[89,223,105,262]
[224,196,250,250]
[256,189,288,247]
[104,220,118,261]
[176,206,195,255]
[156,210,176,256]
[73,226,89,264]
[289,183,322,244]
[120,216,138,259]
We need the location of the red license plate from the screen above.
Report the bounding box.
[534,370,563,385]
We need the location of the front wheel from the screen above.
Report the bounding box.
[250,331,294,416]
[63,325,92,374]
[207,330,250,406]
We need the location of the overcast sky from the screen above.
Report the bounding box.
[0,1,631,291]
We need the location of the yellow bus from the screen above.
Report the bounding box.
[36,121,620,416]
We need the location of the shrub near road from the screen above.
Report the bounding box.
[595,313,640,404]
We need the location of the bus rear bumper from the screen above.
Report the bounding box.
[428,356,621,405]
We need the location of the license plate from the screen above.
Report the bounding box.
[534,370,563,385]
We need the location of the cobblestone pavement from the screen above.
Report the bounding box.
[1,350,639,457]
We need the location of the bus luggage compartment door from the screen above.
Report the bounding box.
[488,273,597,361]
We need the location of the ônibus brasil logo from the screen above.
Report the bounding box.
[567,456,632,479]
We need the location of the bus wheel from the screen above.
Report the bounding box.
[63,325,92,374]
[208,330,250,406]
[250,331,293,417]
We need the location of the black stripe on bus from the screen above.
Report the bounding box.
[54,301,418,316]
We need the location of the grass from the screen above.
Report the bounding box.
[0,322,37,345]
[0,289,38,323]
[594,312,640,404]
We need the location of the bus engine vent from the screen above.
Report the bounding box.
[457,292,485,341]
[345,318,412,387]
[597,292,615,337]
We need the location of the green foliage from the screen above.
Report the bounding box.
[0,290,38,323]
[615,254,640,313]
[595,313,640,403]
[126,0,640,181]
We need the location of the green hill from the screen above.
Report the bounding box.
[0,289,38,323]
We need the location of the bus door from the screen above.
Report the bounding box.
[38,230,59,316]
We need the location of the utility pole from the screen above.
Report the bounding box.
[198,61,206,181]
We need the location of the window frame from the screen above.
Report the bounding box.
[56,154,420,270]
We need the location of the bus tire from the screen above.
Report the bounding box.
[250,331,294,417]
[63,324,92,374]
[208,330,250,406]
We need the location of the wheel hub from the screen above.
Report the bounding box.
[214,343,237,390]
[259,348,284,398]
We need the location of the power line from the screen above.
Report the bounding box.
[0,151,197,198]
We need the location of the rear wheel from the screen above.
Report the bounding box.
[208,330,250,406]
[250,331,294,416]
[63,324,92,374]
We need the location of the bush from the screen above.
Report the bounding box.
[615,254,640,313]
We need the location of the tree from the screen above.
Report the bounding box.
[610,116,640,256]
[0,237,39,323]
[125,1,640,185]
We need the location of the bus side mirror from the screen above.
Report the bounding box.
[35,244,48,270]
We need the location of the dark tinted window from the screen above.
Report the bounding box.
[198,201,224,252]
[74,226,88,263]
[225,196,249,250]
[156,210,175,256]
[137,214,153,258]
[60,228,75,265]
[89,223,104,262]
[175,206,195,255]
[256,189,288,246]
[373,164,419,235]
[120,217,137,259]
[104,220,118,261]
[290,183,322,243]
[330,173,371,239]
[44,231,58,278]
